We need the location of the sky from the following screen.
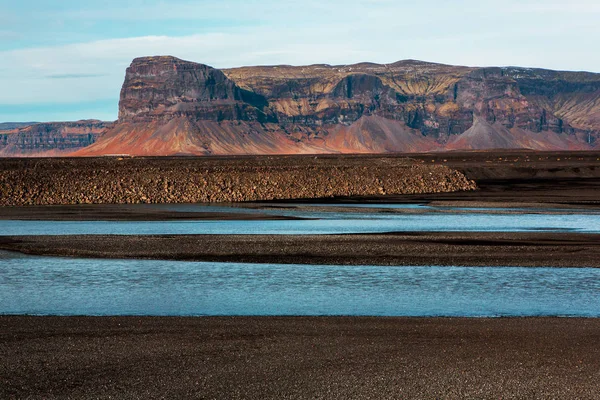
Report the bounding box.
[1,0,599,122]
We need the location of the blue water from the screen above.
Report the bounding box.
[0,210,598,235]
[1,253,600,317]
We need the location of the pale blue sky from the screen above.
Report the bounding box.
[1,0,599,122]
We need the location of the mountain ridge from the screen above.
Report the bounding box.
[3,56,600,156]
[0,120,112,157]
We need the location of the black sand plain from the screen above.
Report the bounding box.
[1,151,600,399]
[2,317,600,399]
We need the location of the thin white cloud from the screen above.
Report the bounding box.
[510,1,600,13]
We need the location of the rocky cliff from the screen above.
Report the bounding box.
[16,56,600,156]
[0,120,112,157]
[0,122,37,130]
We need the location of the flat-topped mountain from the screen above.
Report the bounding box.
[5,56,600,156]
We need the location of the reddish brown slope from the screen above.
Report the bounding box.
[445,117,592,151]
[76,116,439,156]
[76,119,328,156]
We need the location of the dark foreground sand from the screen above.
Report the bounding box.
[2,232,599,267]
[2,317,600,399]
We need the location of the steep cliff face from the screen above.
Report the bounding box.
[508,68,600,134]
[72,56,600,156]
[118,56,268,122]
[0,120,112,157]
[222,60,474,140]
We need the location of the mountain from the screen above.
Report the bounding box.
[0,122,38,130]
[9,56,600,156]
[0,120,112,157]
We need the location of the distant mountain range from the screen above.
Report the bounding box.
[0,122,38,130]
[2,56,600,157]
[0,120,111,157]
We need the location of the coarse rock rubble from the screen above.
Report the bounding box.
[0,157,476,206]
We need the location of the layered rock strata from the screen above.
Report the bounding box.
[74,56,600,156]
[5,56,600,156]
[0,120,111,157]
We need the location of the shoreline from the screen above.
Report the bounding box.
[2,316,600,398]
[1,196,599,222]
[0,204,308,221]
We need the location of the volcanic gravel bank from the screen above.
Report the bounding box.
[2,232,599,267]
[0,156,475,206]
[2,317,600,399]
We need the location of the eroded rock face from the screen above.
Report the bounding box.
[14,56,600,157]
[118,56,269,123]
[223,60,600,148]
[0,120,112,157]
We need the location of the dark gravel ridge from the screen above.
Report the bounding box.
[0,156,475,206]
[2,232,600,267]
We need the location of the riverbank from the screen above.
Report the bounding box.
[0,204,306,221]
[285,150,600,208]
[2,316,600,399]
[0,156,475,206]
[2,231,599,267]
